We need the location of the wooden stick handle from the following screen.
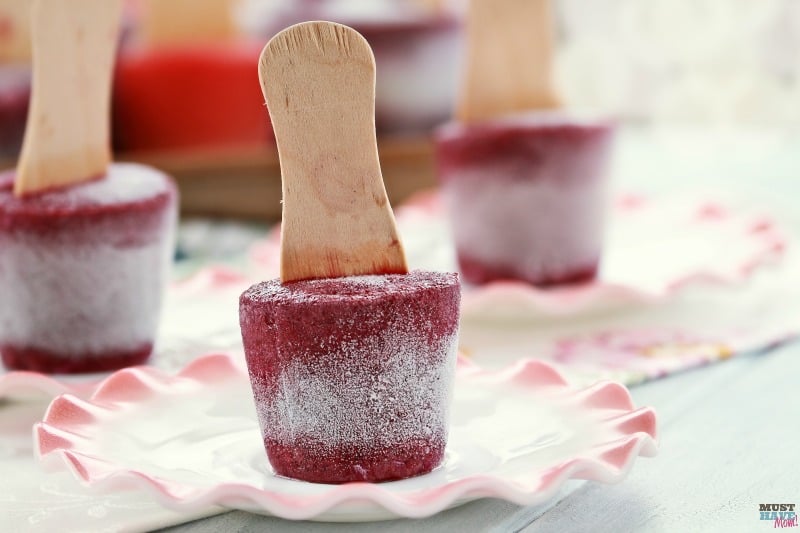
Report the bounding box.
[260,22,407,283]
[0,0,32,63]
[15,0,122,196]
[139,0,238,46]
[457,0,560,123]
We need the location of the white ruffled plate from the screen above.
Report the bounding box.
[35,354,658,522]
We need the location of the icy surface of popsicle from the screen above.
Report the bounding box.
[240,271,460,483]
[0,163,177,373]
[436,113,613,286]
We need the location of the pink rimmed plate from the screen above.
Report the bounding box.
[34,353,658,522]
[250,192,786,319]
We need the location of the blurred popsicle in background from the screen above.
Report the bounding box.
[0,0,177,374]
[436,0,614,287]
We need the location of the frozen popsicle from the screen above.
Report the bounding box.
[0,0,32,161]
[435,0,614,286]
[112,0,272,153]
[0,0,177,373]
[240,21,460,483]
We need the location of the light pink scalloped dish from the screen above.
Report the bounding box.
[35,353,658,522]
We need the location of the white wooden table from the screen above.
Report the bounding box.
[160,127,800,532]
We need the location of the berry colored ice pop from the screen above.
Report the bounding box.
[240,21,460,484]
[0,165,176,373]
[437,113,613,285]
[240,272,460,483]
[0,0,177,373]
[435,0,614,286]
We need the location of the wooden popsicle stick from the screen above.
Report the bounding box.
[0,0,32,63]
[456,0,560,123]
[411,0,448,14]
[15,0,122,196]
[140,0,238,46]
[260,22,408,283]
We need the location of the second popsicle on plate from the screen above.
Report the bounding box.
[239,21,461,484]
[435,0,614,287]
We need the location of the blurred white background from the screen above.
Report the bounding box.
[555,0,800,127]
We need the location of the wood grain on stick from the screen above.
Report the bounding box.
[457,0,560,123]
[15,0,122,196]
[260,22,408,283]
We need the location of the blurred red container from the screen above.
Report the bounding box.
[113,41,273,153]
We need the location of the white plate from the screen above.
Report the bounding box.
[35,354,658,522]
